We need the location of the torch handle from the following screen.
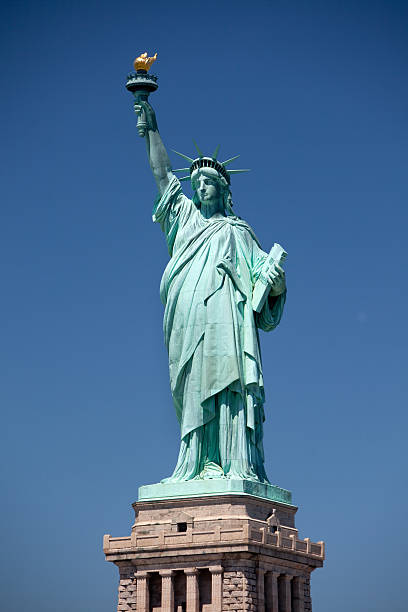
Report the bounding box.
[134,92,149,138]
[137,111,147,138]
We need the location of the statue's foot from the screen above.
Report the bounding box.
[199,461,225,480]
[225,471,267,483]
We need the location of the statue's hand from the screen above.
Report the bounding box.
[133,100,158,135]
[267,263,286,296]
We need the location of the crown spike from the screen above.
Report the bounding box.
[222,155,240,166]
[171,150,194,163]
[212,144,221,160]
[228,169,251,174]
[173,168,190,173]
[193,140,204,158]
[179,176,191,182]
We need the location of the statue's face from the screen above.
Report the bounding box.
[192,168,222,207]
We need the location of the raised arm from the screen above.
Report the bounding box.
[134,101,174,196]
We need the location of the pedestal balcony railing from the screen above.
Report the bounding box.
[103,521,325,560]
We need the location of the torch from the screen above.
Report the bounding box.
[126,52,158,137]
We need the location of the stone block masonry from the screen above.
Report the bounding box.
[104,493,324,611]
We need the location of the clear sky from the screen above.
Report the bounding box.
[1,1,407,610]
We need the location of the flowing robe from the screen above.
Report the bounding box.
[153,177,286,481]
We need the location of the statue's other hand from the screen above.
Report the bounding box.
[267,263,286,296]
[133,100,158,132]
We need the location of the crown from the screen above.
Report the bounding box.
[172,143,250,185]
[133,52,157,72]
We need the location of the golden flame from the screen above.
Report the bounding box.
[133,52,157,72]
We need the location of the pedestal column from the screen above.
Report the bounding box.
[209,566,223,612]
[292,576,305,612]
[160,570,175,612]
[257,567,266,612]
[135,571,149,612]
[265,571,280,612]
[278,574,292,612]
[184,568,199,612]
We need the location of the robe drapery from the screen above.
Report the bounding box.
[153,176,286,482]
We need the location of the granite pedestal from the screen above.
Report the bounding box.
[104,487,324,611]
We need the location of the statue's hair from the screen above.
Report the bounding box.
[191,172,234,215]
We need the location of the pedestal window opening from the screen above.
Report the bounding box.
[148,572,162,611]
[198,568,211,611]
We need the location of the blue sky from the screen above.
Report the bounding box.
[1,1,407,610]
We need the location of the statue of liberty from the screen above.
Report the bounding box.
[134,99,286,485]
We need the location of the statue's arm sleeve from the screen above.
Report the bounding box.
[251,242,287,332]
[255,291,287,332]
[152,175,193,255]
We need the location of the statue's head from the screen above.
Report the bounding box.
[191,167,232,213]
[172,147,249,215]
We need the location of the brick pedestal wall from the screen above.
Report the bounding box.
[304,576,312,612]
[117,565,136,611]
[222,565,258,611]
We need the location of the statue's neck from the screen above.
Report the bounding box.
[199,199,225,219]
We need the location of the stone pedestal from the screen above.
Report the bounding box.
[104,493,324,611]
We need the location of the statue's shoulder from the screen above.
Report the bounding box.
[230,215,261,247]
[154,176,194,221]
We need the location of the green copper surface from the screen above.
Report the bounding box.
[152,177,286,484]
[139,479,292,505]
[132,99,287,494]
